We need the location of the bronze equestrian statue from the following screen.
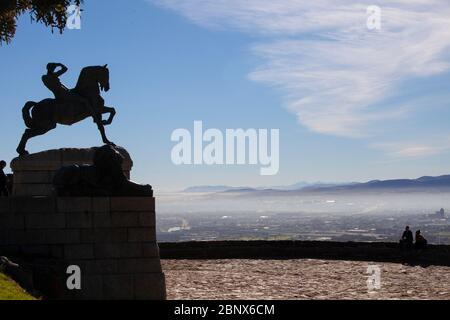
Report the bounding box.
[16,63,116,156]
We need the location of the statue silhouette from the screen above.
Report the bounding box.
[16,64,117,156]
[42,63,70,99]
[42,63,95,123]
[53,145,153,197]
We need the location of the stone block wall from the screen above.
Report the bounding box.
[0,196,166,300]
[10,148,132,196]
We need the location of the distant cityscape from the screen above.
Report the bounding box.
[157,208,450,244]
[157,176,450,244]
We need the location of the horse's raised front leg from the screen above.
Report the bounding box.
[101,106,116,126]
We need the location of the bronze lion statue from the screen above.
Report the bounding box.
[53,145,153,197]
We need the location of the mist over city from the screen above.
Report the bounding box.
[157,185,450,244]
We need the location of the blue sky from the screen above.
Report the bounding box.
[1,0,450,191]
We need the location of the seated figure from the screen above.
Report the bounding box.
[415,230,428,250]
[399,226,413,250]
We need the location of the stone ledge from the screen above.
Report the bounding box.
[10,147,133,172]
[10,147,134,197]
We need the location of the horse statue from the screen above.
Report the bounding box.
[16,64,116,156]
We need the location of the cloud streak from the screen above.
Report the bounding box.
[371,136,450,158]
[150,0,450,138]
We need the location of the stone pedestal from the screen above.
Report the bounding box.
[10,147,132,197]
[1,147,166,300]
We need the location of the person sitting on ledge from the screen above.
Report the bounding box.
[399,226,413,250]
[0,160,9,197]
[415,230,428,250]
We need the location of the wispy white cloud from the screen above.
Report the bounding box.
[149,0,450,138]
[371,137,450,158]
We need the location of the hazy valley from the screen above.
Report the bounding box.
[156,178,450,244]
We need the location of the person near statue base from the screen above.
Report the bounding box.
[0,160,9,197]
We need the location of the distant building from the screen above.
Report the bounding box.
[428,208,446,219]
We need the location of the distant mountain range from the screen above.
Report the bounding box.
[183,185,253,193]
[327,175,450,192]
[182,182,347,193]
[183,175,450,194]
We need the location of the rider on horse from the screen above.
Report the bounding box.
[42,63,100,123]
[17,63,116,156]
[42,63,70,100]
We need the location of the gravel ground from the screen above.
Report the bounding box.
[162,259,450,300]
